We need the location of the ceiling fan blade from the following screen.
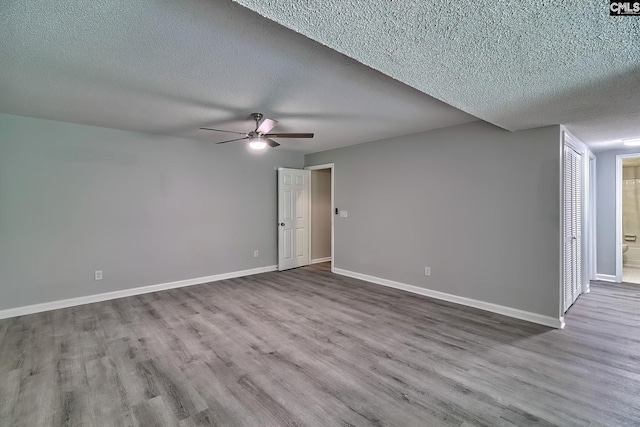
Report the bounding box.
[215,137,249,145]
[266,138,280,148]
[264,133,314,138]
[256,118,278,134]
[200,127,247,135]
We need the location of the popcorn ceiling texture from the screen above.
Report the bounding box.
[233,0,640,141]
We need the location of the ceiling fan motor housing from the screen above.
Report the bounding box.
[199,112,313,147]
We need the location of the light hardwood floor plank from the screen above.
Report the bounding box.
[0,369,21,426]
[0,263,639,426]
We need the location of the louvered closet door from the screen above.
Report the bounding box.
[563,145,583,313]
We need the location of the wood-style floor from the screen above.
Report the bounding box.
[0,263,638,426]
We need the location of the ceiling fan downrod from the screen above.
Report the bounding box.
[251,113,263,131]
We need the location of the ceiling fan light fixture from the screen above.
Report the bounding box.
[248,137,267,150]
[200,112,314,148]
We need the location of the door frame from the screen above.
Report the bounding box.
[588,152,597,285]
[561,127,594,322]
[615,153,640,282]
[305,163,335,272]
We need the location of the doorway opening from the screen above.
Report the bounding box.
[306,164,334,272]
[616,154,640,284]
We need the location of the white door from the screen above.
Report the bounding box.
[563,145,583,313]
[278,168,310,271]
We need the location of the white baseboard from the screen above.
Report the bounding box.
[311,257,332,264]
[333,268,563,329]
[595,274,617,282]
[0,265,278,320]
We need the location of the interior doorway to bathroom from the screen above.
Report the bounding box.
[617,155,640,284]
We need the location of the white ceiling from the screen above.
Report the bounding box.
[0,0,475,153]
[234,0,640,152]
[1,1,638,153]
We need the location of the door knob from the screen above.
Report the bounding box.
[279,222,285,226]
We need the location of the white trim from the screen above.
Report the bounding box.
[310,257,332,264]
[616,155,624,282]
[305,163,335,170]
[588,152,597,285]
[0,265,277,320]
[305,163,335,273]
[333,268,564,329]
[562,127,588,153]
[331,166,334,273]
[561,127,595,315]
[595,274,617,282]
[615,153,640,283]
[558,128,565,321]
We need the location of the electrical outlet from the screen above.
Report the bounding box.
[424,267,431,276]
[253,250,259,258]
[95,270,103,281]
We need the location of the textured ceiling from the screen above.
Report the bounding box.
[0,0,475,153]
[233,0,640,150]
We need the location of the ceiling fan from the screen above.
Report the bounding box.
[200,113,314,149]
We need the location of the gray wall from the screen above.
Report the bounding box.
[311,169,332,261]
[0,114,303,310]
[595,148,640,276]
[306,121,561,318]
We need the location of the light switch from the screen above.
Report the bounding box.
[340,210,348,218]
